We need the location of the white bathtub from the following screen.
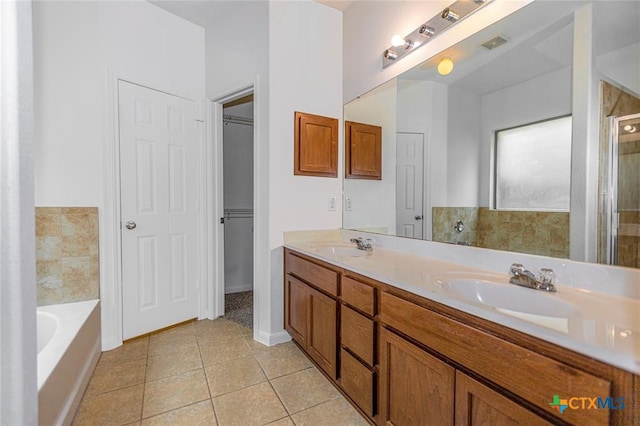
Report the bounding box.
[38,300,101,426]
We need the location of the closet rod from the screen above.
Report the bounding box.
[223,114,253,126]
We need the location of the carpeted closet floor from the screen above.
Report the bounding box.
[223,290,253,329]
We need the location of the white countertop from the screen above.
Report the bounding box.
[284,231,640,375]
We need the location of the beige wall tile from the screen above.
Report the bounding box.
[62,212,92,237]
[36,206,100,306]
[36,236,61,260]
[36,213,61,237]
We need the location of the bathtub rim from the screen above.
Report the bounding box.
[37,299,100,391]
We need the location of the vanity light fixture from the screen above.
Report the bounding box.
[383,49,398,61]
[441,8,460,22]
[419,25,436,37]
[382,0,493,68]
[437,57,454,75]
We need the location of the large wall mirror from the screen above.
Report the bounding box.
[343,1,640,268]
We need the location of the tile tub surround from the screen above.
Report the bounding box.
[431,206,569,258]
[73,318,368,425]
[36,207,99,306]
[283,229,640,374]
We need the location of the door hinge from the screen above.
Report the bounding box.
[220,217,225,224]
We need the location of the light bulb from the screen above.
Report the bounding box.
[437,57,454,75]
[391,34,405,47]
[391,34,412,49]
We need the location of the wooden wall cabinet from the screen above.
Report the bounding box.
[294,111,338,177]
[345,121,382,180]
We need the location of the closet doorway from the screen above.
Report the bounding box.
[221,94,254,329]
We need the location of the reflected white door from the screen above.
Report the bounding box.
[119,81,198,339]
[396,133,424,239]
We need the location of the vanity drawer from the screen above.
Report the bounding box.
[341,304,374,366]
[286,250,338,297]
[380,292,612,425]
[340,348,375,418]
[341,276,375,316]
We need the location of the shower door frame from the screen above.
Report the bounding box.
[606,112,640,265]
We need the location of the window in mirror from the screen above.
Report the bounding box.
[494,115,572,211]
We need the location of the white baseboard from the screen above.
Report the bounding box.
[255,329,291,347]
[224,283,253,294]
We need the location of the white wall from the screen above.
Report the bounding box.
[344,79,397,233]
[33,0,206,349]
[596,42,640,96]
[479,66,572,207]
[447,86,481,207]
[268,0,343,335]
[34,0,205,206]
[343,0,533,103]
[1,1,37,423]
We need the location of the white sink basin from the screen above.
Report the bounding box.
[316,246,370,257]
[432,273,577,317]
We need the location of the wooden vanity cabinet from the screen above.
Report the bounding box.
[455,371,552,425]
[284,250,338,379]
[284,249,638,426]
[339,275,378,419]
[379,327,455,425]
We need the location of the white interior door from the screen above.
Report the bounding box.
[119,81,198,339]
[396,132,424,239]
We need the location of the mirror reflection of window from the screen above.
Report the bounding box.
[494,115,572,211]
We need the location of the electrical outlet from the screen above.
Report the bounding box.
[344,197,352,211]
[328,196,337,211]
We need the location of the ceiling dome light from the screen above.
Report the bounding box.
[437,57,454,75]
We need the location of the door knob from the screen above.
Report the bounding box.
[125,221,137,230]
[415,215,423,220]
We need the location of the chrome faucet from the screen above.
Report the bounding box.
[350,237,373,251]
[508,263,557,292]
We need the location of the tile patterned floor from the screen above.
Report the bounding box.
[73,318,368,426]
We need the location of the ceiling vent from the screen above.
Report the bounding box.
[481,35,509,50]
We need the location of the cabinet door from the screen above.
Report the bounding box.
[455,371,552,426]
[294,111,338,177]
[345,121,382,180]
[379,327,455,426]
[307,286,337,379]
[284,275,308,347]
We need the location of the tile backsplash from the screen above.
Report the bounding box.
[36,207,100,306]
[432,207,569,258]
